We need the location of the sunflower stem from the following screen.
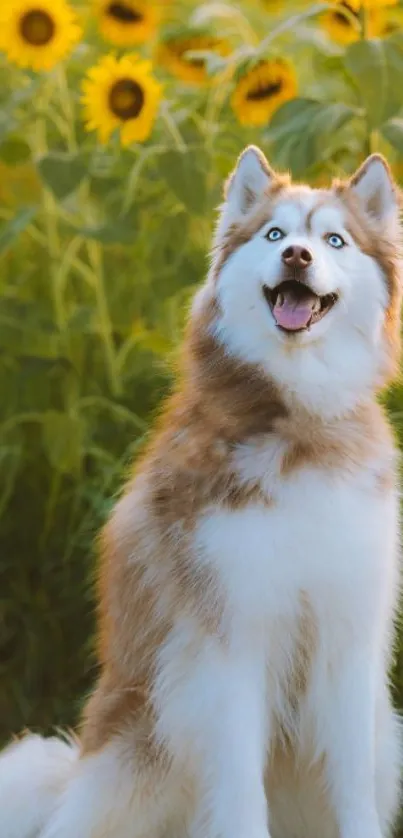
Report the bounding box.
[191,5,258,47]
[34,109,65,334]
[86,236,122,398]
[256,3,335,54]
[40,469,62,553]
[160,101,187,152]
[359,4,376,156]
[56,65,78,154]
[205,59,237,148]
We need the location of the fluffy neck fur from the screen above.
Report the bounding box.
[140,296,393,490]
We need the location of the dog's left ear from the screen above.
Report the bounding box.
[349,154,400,223]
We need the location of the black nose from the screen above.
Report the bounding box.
[281,245,313,270]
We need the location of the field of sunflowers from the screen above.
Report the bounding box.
[3,0,403,775]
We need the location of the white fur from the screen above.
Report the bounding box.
[40,740,184,838]
[0,734,78,838]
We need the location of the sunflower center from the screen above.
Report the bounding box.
[109,78,144,120]
[246,80,283,101]
[20,9,55,46]
[107,2,143,23]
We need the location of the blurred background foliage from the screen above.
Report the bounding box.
[2,0,403,786]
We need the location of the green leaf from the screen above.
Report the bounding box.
[37,153,87,199]
[130,321,173,355]
[0,112,17,143]
[266,98,324,143]
[382,33,403,120]
[344,39,387,128]
[265,98,321,177]
[0,207,36,256]
[74,216,137,245]
[0,322,60,360]
[89,174,121,201]
[0,136,31,165]
[66,306,95,334]
[157,149,208,214]
[42,411,83,474]
[344,38,403,129]
[381,118,403,153]
[266,99,355,176]
[310,102,356,138]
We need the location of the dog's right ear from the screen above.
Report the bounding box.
[225,145,274,217]
[215,146,275,242]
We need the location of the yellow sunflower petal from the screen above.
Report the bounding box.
[320,1,361,44]
[94,0,158,46]
[260,0,284,12]
[0,0,82,72]
[81,53,162,147]
[321,0,396,43]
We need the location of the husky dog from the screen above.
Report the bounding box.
[1,146,402,838]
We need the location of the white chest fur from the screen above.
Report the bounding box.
[154,436,400,838]
[194,449,398,633]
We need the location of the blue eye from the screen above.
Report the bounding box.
[266,227,284,242]
[327,233,345,249]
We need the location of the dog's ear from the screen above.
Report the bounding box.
[214,146,275,244]
[349,154,400,224]
[225,145,274,217]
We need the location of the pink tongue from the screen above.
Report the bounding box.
[273,294,315,331]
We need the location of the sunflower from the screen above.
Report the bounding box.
[0,0,82,71]
[321,0,397,45]
[95,0,158,46]
[231,59,297,127]
[156,33,230,85]
[81,54,162,146]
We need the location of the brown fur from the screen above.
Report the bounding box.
[278,401,393,477]
[286,593,317,714]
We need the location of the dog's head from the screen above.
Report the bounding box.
[192,146,402,419]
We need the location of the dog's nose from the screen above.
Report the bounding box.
[281,245,313,270]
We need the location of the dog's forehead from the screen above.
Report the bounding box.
[272,186,345,233]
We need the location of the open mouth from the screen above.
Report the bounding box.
[263,279,338,333]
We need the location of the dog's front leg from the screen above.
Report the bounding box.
[157,635,271,838]
[194,656,270,838]
[320,646,383,838]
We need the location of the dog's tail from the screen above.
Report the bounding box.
[0,733,79,838]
